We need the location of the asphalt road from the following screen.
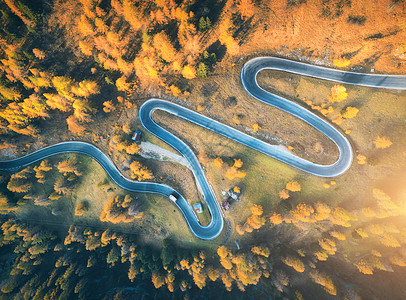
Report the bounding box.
[1,57,405,240]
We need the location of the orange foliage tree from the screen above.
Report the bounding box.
[329,207,356,227]
[251,246,270,258]
[269,212,283,225]
[56,157,82,176]
[286,180,301,192]
[75,201,88,216]
[219,17,239,56]
[318,238,337,255]
[236,0,255,19]
[342,106,359,119]
[100,195,143,223]
[153,31,177,63]
[333,57,350,68]
[152,272,165,288]
[225,159,246,180]
[182,65,196,79]
[329,230,346,241]
[309,270,337,295]
[279,188,290,199]
[328,85,347,103]
[374,136,392,149]
[7,168,33,193]
[390,255,406,267]
[237,205,266,234]
[252,123,261,132]
[354,259,374,275]
[213,157,223,168]
[290,203,314,223]
[282,256,305,272]
[129,161,153,181]
[33,160,52,184]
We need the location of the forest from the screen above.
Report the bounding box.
[1,0,406,299]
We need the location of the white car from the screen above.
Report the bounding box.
[169,193,178,202]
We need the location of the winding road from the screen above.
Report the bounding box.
[1,57,405,240]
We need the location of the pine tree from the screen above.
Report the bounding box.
[199,17,207,31]
[205,17,211,29]
[196,62,209,78]
[107,247,120,266]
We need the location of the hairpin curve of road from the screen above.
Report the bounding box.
[1,57,405,240]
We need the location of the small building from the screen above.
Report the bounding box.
[194,203,203,214]
[227,187,241,202]
[221,200,230,211]
[131,130,142,143]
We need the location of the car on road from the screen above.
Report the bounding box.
[169,192,179,202]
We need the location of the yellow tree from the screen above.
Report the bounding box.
[219,18,239,55]
[129,161,153,181]
[342,106,359,119]
[79,41,93,56]
[103,101,115,113]
[357,154,367,165]
[214,157,223,168]
[152,272,165,288]
[251,204,263,216]
[19,95,49,120]
[217,246,231,259]
[225,159,246,180]
[100,195,143,224]
[390,255,406,267]
[328,85,347,103]
[379,234,401,248]
[182,65,196,79]
[252,123,261,132]
[286,180,301,192]
[72,80,100,97]
[121,0,146,31]
[236,0,255,19]
[282,256,305,272]
[75,202,88,216]
[236,225,245,235]
[4,0,36,28]
[67,115,86,135]
[333,58,350,68]
[34,160,52,173]
[309,270,337,295]
[242,205,265,231]
[57,158,82,176]
[354,259,374,275]
[329,231,346,241]
[314,202,331,221]
[318,238,336,255]
[374,136,392,149]
[329,207,356,227]
[126,143,140,155]
[279,189,290,200]
[153,31,177,62]
[207,267,220,281]
[290,203,314,223]
[269,212,283,225]
[44,94,71,112]
[251,246,270,258]
[54,177,73,195]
